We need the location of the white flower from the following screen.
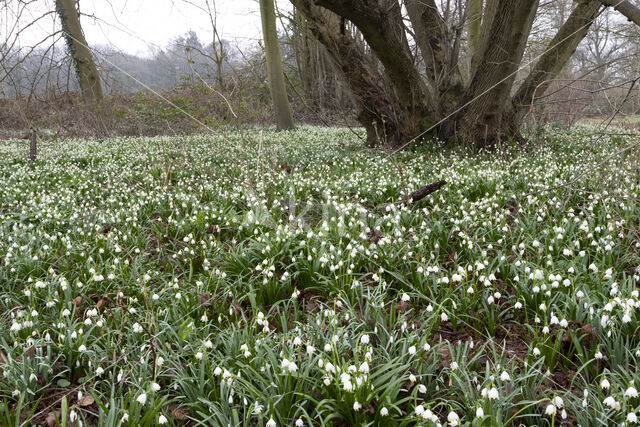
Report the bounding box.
[545,404,556,415]
[136,392,147,405]
[476,407,484,418]
[353,401,361,411]
[408,345,416,355]
[295,419,304,427]
[487,387,499,400]
[151,382,161,392]
[418,384,427,394]
[158,414,168,424]
[360,334,370,345]
[603,396,618,409]
[254,403,263,414]
[447,410,460,426]
[626,386,639,398]
[500,371,510,381]
[401,293,410,302]
[600,378,610,389]
[266,418,276,427]
[628,412,638,423]
[380,407,389,416]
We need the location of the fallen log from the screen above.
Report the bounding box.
[402,180,447,204]
[361,179,447,212]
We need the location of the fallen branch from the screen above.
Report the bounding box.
[402,180,447,204]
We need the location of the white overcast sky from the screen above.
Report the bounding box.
[5,0,291,56]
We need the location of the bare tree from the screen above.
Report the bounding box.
[55,0,103,104]
[260,0,295,130]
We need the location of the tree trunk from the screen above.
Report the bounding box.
[260,0,295,131]
[504,1,602,134]
[466,0,483,60]
[312,0,432,140]
[291,0,412,145]
[291,0,621,148]
[453,0,539,146]
[55,0,103,104]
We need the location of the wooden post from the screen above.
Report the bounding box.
[29,127,37,163]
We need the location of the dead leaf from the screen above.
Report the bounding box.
[170,404,189,421]
[200,293,212,307]
[397,301,412,313]
[46,410,61,427]
[25,346,36,358]
[78,395,95,407]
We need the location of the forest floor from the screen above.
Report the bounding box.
[0,127,639,426]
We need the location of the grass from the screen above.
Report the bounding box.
[0,126,639,426]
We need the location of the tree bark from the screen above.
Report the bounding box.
[505,1,602,133]
[55,0,103,104]
[405,0,463,116]
[260,0,295,131]
[466,0,483,59]
[454,0,539,146]
[311,0,432,140]
[292,0,409,145]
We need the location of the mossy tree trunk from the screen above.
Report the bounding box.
[260,0,295,131]
[55,0,103,104]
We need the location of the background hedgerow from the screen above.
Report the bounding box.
[0,126,639,426]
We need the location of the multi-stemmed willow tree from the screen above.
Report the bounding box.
[290,0,640,148]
